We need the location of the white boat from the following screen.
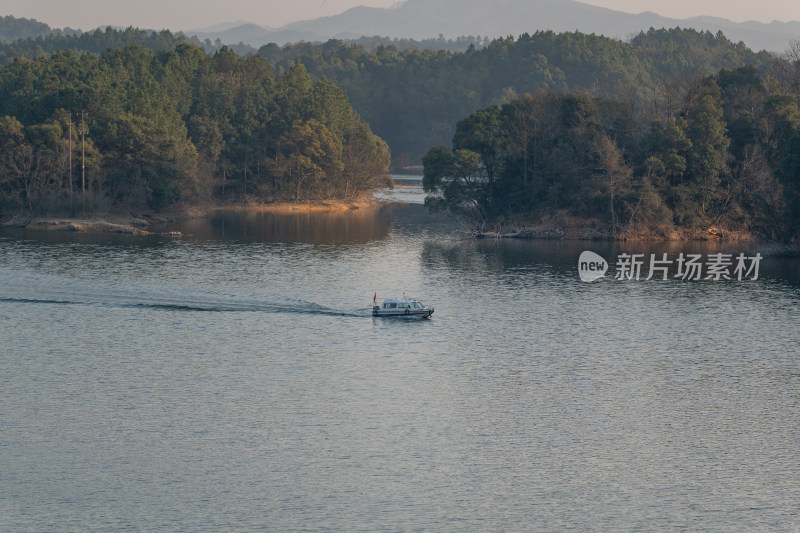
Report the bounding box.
[372,295,434,318]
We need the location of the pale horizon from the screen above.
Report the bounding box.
[3,0,800,33]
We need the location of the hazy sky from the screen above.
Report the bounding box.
[4,0,800,32]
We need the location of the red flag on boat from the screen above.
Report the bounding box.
[373,292,377,304]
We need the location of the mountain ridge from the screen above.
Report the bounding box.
[189,0,800,53]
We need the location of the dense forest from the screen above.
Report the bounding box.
[7,20,788,166]
[255,26,800,237]
[0,43,390,213]
[0,15,67,43]
[422,69,800,237]
[2,18,800,238]
[0,17,487,69]
[0,24,229,68]
[259,28,786,163]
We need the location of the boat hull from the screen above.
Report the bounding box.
[372,306,434,319]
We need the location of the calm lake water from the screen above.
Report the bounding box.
[2,178,800,531]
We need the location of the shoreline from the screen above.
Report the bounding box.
[469,211,799,245]
[0,197,384,236]
[0,215,179,236]
[209,197,380,214]
[473,223,800,254]
[474,223,756,242]
[2,200,798,251]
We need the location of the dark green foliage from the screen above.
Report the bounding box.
[0,43,390,213]
[0,26,217,68]
[425,67,800,238]
[682,80,730,224]
[0,15,55,43]
[2,22,799,236]
[260,28,780,163]
[144,164,182,210]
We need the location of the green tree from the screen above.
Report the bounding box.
[451,105,504,212]
[684,82,731,224]
[271,119,343,201]
[0,116,33,209]
[423,146,486,223]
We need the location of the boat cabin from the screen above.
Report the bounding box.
[372,296,434,318]
[380,298,424,310]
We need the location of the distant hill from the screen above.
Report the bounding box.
[189,23,324,48]
[0,14,82,43]
[187,0,800,53]
[0,15,55,42]
[187,21,267,34]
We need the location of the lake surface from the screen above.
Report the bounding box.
[2,180,800,531]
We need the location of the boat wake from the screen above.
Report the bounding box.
[0,271,370,317]
[0,294,370,317]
